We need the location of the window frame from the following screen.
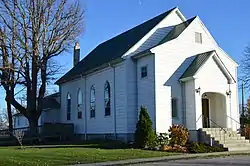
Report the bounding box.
[140,65,148,79]
[17,117,20,126]
[195,32,202,44]
[77,89,83,119]
[67,93,71,120]
[104,81,111,116]
[171,98,178,118]
[90,85,96,118]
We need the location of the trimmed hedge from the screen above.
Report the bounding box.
[188,142,226,153]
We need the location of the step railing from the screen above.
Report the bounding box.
[197,114,227,144]
[226,115,241,131]
[228,115,250,140]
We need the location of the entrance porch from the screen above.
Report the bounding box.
[200,92,227,128]
[181,51,240,132]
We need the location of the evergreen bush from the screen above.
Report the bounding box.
[134,106,156,148]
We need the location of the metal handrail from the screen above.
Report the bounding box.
[196,114,202,123]
[227,115,250,139]
[197,114,228,145]
[197,114,227,133]
[227,115,240,125]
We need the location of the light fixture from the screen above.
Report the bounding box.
[195,87,201,94]
[226,90,232,97]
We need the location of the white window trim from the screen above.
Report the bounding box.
[171,97,178,118]
[140,65,148,79]
[195,32,202,44]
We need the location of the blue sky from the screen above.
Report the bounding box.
[0,0,250,109]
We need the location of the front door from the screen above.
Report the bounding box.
[202,98,210,128]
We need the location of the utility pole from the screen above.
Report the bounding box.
[242,81,245,116]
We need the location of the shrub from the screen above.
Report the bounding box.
[188,142,226,153]
[156,133,169,146]
[161,145,187,153]
[168,124,188,146]
[134,106,156,148]
[241,126,250,139]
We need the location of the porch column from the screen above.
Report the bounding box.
[195,91,203,129]
[226,96,232,129]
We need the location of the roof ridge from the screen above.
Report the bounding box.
[97,7,177,47]
[56,7,178,84]
[158,16,197,45]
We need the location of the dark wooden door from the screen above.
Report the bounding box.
[202,98,210,128]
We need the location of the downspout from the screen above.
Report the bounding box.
[135,60,138,122]
[229,84,232,129]
[83,74,87,140]
[181,82,186,126]
[110,63,117,140]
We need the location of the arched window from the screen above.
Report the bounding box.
[67,93,71,120]
[90,85,96,118]
[77,89,83,119]
[104,81,111,116]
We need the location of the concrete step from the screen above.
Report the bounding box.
[208,133,241,138]
[227,145,250,151]
[222,143,250,148]
[205,130,241,136]
[216,139,250,144]
[201,128,250,152]
[202,128,233,132]
[212,135,246,140]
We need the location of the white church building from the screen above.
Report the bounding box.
[14,7,240,142]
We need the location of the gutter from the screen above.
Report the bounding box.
[55,58,124,85]
[83,74,87,140]
[110,63,117,140]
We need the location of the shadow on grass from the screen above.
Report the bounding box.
[27,140,133,150]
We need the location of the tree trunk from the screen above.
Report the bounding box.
[6,102,13,134]
[28,116,38,137]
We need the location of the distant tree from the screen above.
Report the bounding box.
[0,0,84,135]
[0,111,9,130]
[134,106,156,148]
[241,46,250,89]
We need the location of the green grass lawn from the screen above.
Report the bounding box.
[0,145,174,166]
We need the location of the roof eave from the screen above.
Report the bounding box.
[179,76,195,82]
[132,50,153,60]
[212,53,236,84]
[55,58,124,85]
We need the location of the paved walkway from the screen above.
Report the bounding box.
[72,151,250,166]
[130,155,250,166]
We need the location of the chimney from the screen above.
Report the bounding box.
[74,42,80,66]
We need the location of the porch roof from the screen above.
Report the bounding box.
[180,50,236,84]
[180,51,214,79]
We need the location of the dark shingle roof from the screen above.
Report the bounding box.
[180,51,215,79]
[42,93,60,110]
[13,93,60,117]
[159,16,196,44]
[56,7,177,84]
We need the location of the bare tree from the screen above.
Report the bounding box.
[0,111,8,130]
[241,46,250,90]
[0,0,84,135]
[13,129,25,148]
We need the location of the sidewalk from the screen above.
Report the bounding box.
[71,150,250,166]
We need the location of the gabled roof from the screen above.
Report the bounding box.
[56,7,177,84]
[159,16,196,45]
[180,50,236,84]
[180,51,214,79]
